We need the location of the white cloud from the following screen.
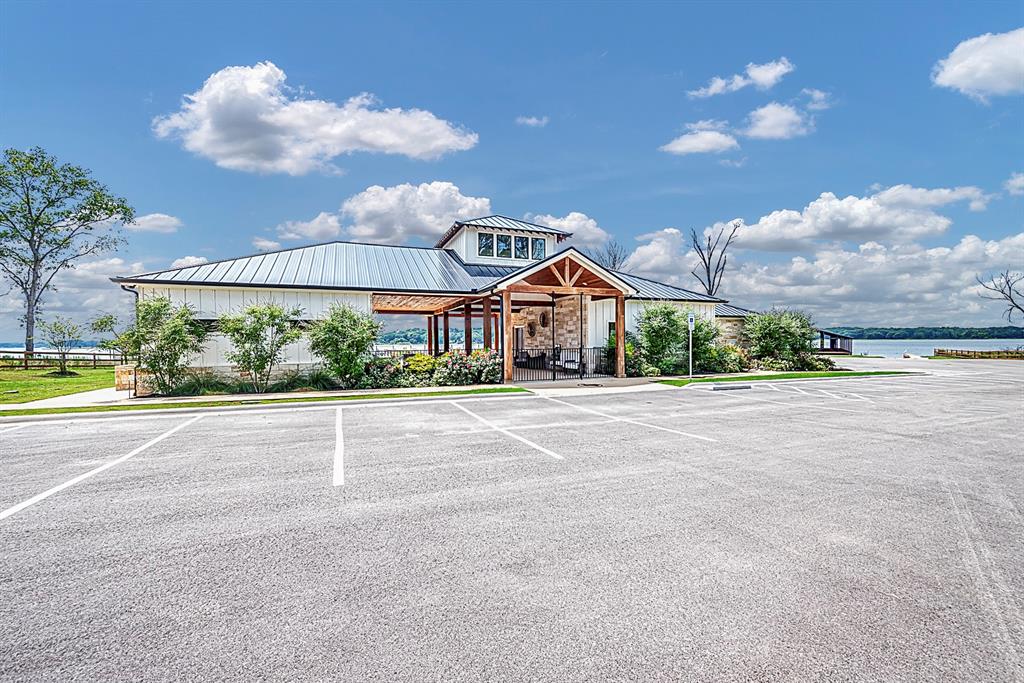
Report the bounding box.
[276,211,342,241]
[872,183,992,212]
[342,181,491,244]
[660,121,740,155]
[719,157,748,168]
[152,61,478,175]
[1004,172,1024,196]
[722,233,1024,325]
[688,57,794,98]
[127,213,183,233]
[252,237,282,252]
[931,27,1024,102]
[515,115,549,127]
[621,228,696,281]
[527,211,610,248]
[1,257,146,338]
[618,223,1024,326]
[801,88,833,110]
[170,256,208,269]
[743,102,811,139]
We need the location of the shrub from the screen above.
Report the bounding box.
[299,366,339,391]
[38,316,82,375]
[218,303,304,393]
[746,309,815,363]
[90,313,138,361]
[635,303,720,375]
[136,297,209,395]
[641,364,661,377]
[405,353,438,375]
[467,349,502,384]
[307,303,381,388]
[636,303,687,374]
[358,356,408,389]
[432,351,476,386]
[706,344,751,374]
[172,372,240,396]
[605,330,644,377]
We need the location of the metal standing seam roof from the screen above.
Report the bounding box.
[434,214,572,248]
[715,303,758,317]
[112,240,727,303]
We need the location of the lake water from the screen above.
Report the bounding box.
[851,338,1024,357]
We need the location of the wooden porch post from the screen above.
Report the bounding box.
[443,311,450,353]
[615,295,626,378]
[433,315,441,355]
[482,297,492,350]
[493,314,499,350]
[426,316,434,355]
[464,301,472,354]
[502,290,513,381]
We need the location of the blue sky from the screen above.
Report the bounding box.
[1,1,1022,337]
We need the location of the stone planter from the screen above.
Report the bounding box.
[114,364,157,397]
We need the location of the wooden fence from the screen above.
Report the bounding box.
[933,348,1024,360]
[0,350,125,369]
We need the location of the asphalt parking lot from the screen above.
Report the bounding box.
[2,360,1022,681]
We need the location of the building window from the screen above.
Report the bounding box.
[496,234,512,258]
[514,236,529,259]
[531,237,546,260]
[477,233,494,257]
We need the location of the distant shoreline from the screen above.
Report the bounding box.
[826,326,1023,340]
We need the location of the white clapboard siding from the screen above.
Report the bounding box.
[135,285,372,368]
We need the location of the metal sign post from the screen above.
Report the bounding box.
[687,313,695,379]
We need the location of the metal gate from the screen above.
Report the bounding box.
[510,346,613,382]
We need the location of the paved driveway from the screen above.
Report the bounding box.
[2,360,1022,680]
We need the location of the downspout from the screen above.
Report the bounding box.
[120,283,139,398]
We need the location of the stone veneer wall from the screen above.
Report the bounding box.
[512,296,589,349]
[717,316,749,347]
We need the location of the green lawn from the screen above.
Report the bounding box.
[0,386,529,417]
[0,367,115,404]
[659,370,913,387]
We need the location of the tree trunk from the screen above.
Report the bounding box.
[24,301,35,355]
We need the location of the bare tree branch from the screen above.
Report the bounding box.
[976,270,1024,323]
[583,239,630,271]
[690,221,739,296]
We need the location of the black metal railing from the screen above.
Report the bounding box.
[511,346,613,382]
[812,335,853,354]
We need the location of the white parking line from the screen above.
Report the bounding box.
[0,415,203,521]
[727,391,863,414]
[333,408,345,486]
[544,396,717,442]
[451,401,564,460]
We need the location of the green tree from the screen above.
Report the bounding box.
[38,316,82,375]
[135,297,208,394]
[0,147,134,354]
[746,309,817,368]
[90,313,139,361]
[636,303,687,374]
[307,303,381,388]
[219,303,304,393]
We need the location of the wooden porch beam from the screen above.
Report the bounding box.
[506,284,623,297]
[548,264,568,286]
[443,310,450,353]
[463,301,472,354]
[482,297,492,349]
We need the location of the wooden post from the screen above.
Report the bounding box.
[433,315,441,355]
[443,311,450,353]
[464,301,472,354]
[615,295,626,378]
[482,297,492,350]
[502,290,513,381]
[426,316,433,355]
[493,314,499,351]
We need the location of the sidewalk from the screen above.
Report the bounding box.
[0,383,519,411]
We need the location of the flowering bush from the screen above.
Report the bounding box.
[431,350,502,386]
[359,356,407,389]
[406,353,438,375]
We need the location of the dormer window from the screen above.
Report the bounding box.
[477,233,493,257]
[514,236,529,259]
[496,234,512,258]
[531,237,546,260]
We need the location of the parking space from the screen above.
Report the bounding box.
[1,362,1022,680]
